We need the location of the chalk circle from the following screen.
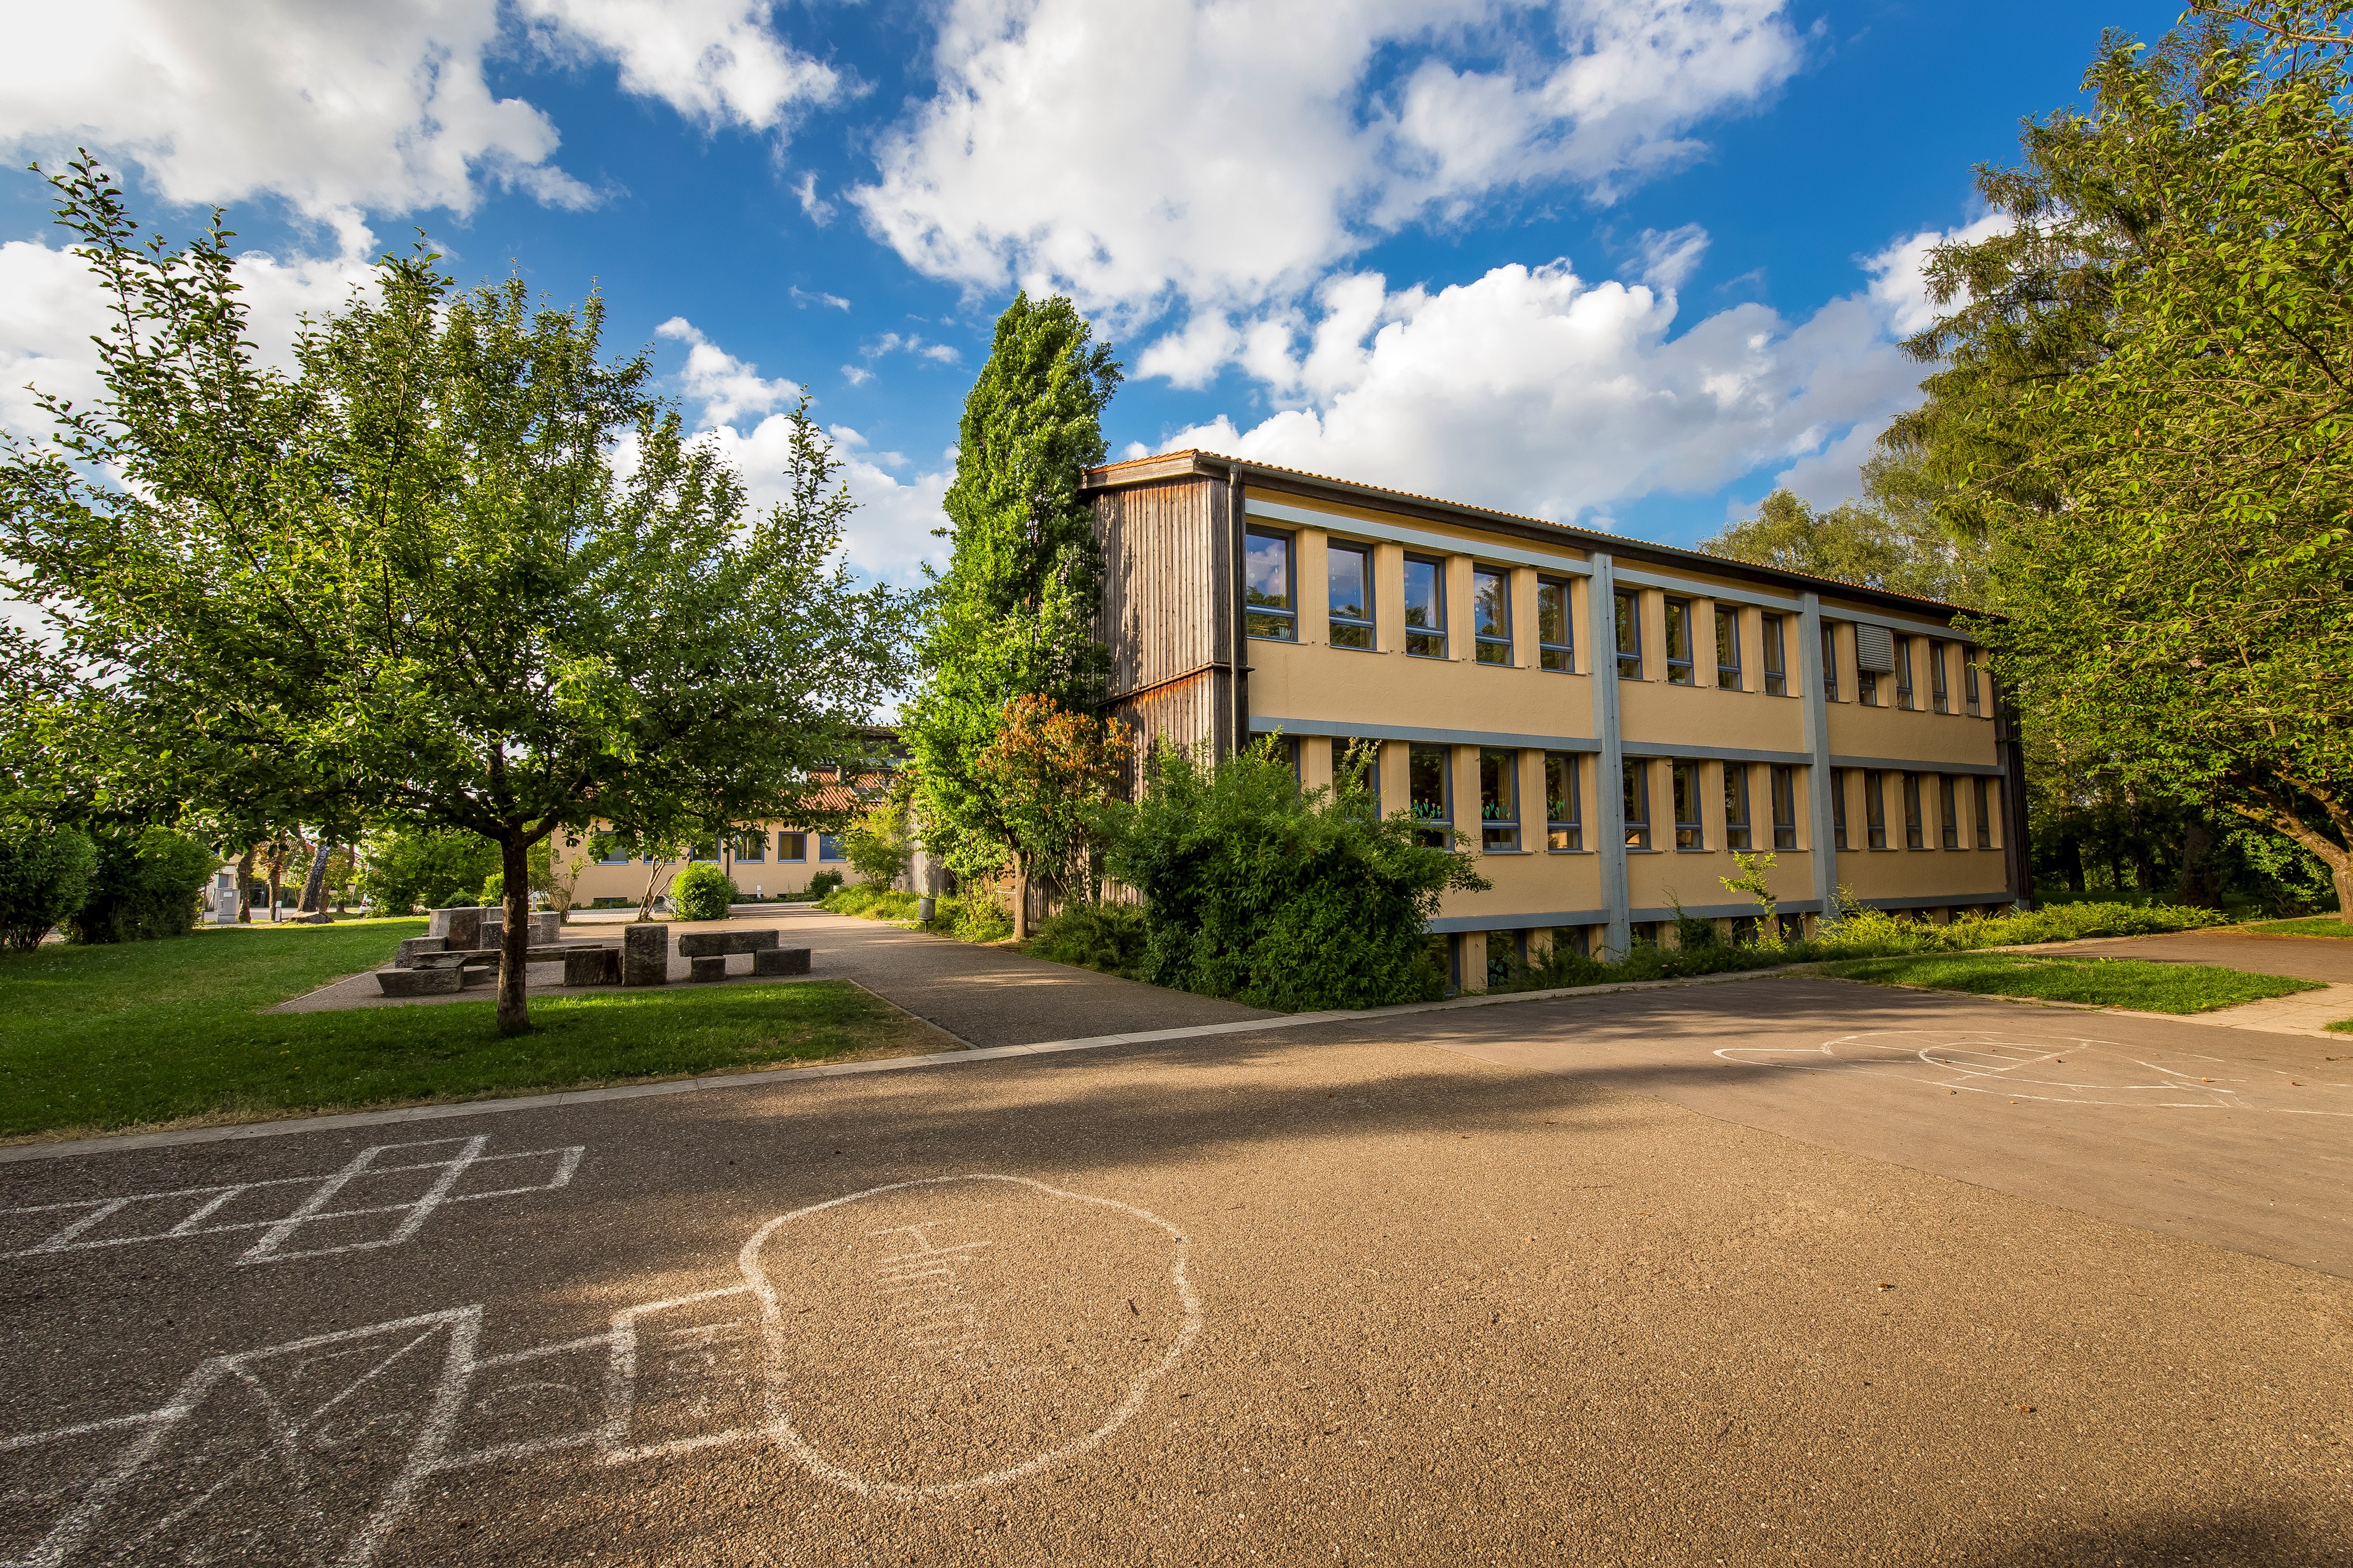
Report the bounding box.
[737,1175,1202,1500]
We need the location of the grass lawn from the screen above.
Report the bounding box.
[2329,1018,2353,1035]
[0,920,926,1141]
[1820,952,2324,1014]
[2243,916,2353,938]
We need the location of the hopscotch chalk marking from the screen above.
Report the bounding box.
[1,1137,585,1265]
[1,1176,1202,1566]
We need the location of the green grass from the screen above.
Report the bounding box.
[1820,952,2324,1014]
[0,921,919,1140]
[2242,916,2353,938]
[2328,1018,2353,1035]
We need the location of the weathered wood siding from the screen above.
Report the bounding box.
[1095,473,1233,763]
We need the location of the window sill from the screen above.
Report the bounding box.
[1544,845,1591,855]
[1247,633,1298,644]
[1481,847,1533,855]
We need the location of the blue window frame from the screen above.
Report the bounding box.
[1245,528,1296,641]
[1403,556,1446,658]
[818,834,846,862]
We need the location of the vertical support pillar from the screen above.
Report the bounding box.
[1590,554,1630,959]
[1797,590,1839,924]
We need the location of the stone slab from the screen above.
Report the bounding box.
[622,923,669,987]
[460,965,495,989]
[530,911,563,945]
[677,928,781,958]
[426,907,485,949]
[563,946,620,987]
[394,936,448,966]
[687,955,728,982]
[374,966,462,998]
[751,947,811,977]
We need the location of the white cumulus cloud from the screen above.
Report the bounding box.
[518,0,839,132]
[855,0,1802,323]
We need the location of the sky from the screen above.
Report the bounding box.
[0,0,2184,588]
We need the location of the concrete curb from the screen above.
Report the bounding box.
[0,963,1816,1164]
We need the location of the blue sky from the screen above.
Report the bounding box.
[1,1,2180,584]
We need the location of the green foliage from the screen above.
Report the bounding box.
[905,294,1121,883]
[63,827,215,944]
[1887,5,2353,918]
[480,840,555,907]
[807,868,845,900]
[1700,451,1986,605]
[969,695,1131,917]
[0,821,96,951]
[354,828,502,916]
[1027,902,1149,976]
[669,863,738,922]
[819,885,920,920]
[840,802,914,887]
[1104,740,1488,1011]
[1719,851,1783,949]
[1821,953,2320,1014]
[1,162,906,1031]
[2246,916,2353,937]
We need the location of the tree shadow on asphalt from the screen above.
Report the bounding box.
[1939,1505,2336,1567]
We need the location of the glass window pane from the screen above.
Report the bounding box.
[1762,613,1787,696]
[1672,760,1702,848]
[1480,748,1518,850]
[1941,775,1961,847]
[1404,557,1445,657]
[1865,771,1887,849]
[1544,752,1582,851]
[1772,766,1797,849]
[1723,764,1751,852]
[1622,759,1650,849]
[733,833,765,862]
[1328,543,1372,649]
[1903,774,1924,848]
[1614,590,1642,678]
[1409,743,1449,842]
[1831,769,1849,849]
[1473,568,1510,665]
[1665,598,1693,684]
[819,833,845,861]
[1974,777,1992,848]
[1245,528,1295,641]
[1715,607,1741,689]
[1822,621,1839,698]
[777,832,805,860]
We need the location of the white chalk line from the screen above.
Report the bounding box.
[2,1175,1203,1566]
[1,1137,585,1264]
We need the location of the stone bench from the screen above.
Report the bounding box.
[676,929,781,958]
[407,945,591,970]
[686,945,811,980]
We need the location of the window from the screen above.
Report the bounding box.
[777,831,807,861]
[818,833,846,862]
[1544,753,1583,851]
[1865,771,1888,849]
[690,840,721,862]
[1940,775,1961,848]
[1473,567,1512,665]
[1860,667,1879,706]
[1664,597,1695,684]
[595,832,630,865]
[1283,735,1302,781]
[1409,743,1451,845]
[732,833,765,863]
[1480,749,1519,851]
[1403,556,1446,658]
[1762,613,1787,696]
[1896,638,1915,709]
[1831,768,1849,849]
[1550,925,1590,959]
[1484,929,1523,990]
[1672,760,1703,849]
[1537,578,1575,671]
[1337,737,1382,814]
[1903,774,1925,849]
[1326,541,1374,650]
[1623,759,1652,849]
[1723,763,1752,852]
[1964,646,1983,716]
[1929,639,1950,713]
[1245,527,1295,640]
[1821,622,1839,700]
[1614,589,1642,678]
[1975,776,1996,849]
[1772,766,1798,850]
[1715,607,1742,689]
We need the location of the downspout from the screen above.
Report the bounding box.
[1228,463,1250,757]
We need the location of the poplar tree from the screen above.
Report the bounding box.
[905,293,1121,933]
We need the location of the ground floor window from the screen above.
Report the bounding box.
[732,833,765,863]
[1772,765,1798,850]
[1623,759,1652,850]
[818,833,845,862]
[1545,753,1582,851]
[1410,743,1451,847]
[777,831,807,861]
[1484,929,1522,990]
[1480,749,1519,851]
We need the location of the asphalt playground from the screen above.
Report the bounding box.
[2,912,2348,1566]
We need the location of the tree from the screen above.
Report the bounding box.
[1701,451,1988,605]
[1,161,907,1027]
[840,801,915,889]
[970,696,1131,929]
[904,293,1121,918]
[1889,3,2353,919]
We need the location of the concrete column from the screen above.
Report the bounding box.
[1458,931,1487,992]
[1590,553,1630,958]
[1797,590,1839,922]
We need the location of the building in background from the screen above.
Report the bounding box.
[1086,451,2026,990]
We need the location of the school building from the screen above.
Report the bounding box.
[555,767,882,907]
[1086,450,2027,988]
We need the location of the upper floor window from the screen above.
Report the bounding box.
[1902,773,1926,848]
[1772,766,1798,850]
[1623,759,1652,849]
[1408,743,1451,845]
[1403,556,1446,658]
[1929,639,1951,713]
[1480,748,1519,851]
[1715,607,1742,689]
[1939,775,1961,848]
[1473,567,1512,666]
[1664,597,1695,685]
[1821,622,1839,700]
[1614,589,1643,678]
[1762,613,1788,696]
[1830,768,1849,849]
[1860,666,1880,706]
[1545,752,1583,851]
[1245,527,1295,641]
[1723,763,1752,852]
[1537,577,1575,671]
[1326,541,1374,650]
[1672,760,1703,848]
[1964,645,1983,716]
[1865,771,1888,849]
[1896,637,1916,709]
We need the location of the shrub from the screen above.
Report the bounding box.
[820,885,920,920]
[356,828,501,914]
[669,863,738,922]
[64,827,215,944]
[1104,740,1487,1010]
[840,804,913,888]
[1028,902,1148,976]
[807,868,844,899]
[0,820,97,951]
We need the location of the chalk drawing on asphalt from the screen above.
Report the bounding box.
[0,1136,585,1265]
[1715,1029,2351,1114]
[0,1175,1202,1566]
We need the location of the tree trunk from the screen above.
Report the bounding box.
[497,833,533,1036]
[1011,866,1029,940]
[637,859,671,922]
[2335,860,2353,925]
[234,847,257,922]
[2175,818,2217,909]
[265,847,284,923]
[297,832,331,915]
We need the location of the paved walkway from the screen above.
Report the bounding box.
[2021,927,2353,1038]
